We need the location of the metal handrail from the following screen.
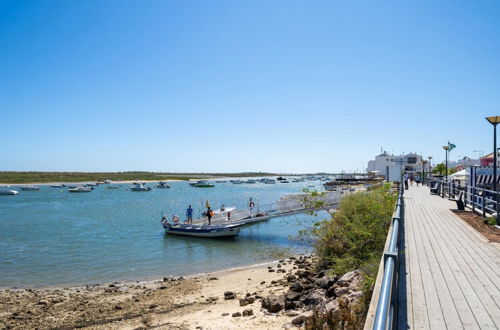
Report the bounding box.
[373,185,404,330]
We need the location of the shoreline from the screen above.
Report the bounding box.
[0,256,310,329]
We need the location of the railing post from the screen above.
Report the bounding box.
[483,191,486,218]
[472,187,476,212]
[464,183,468,208]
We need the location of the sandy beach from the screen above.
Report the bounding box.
[1,259,305,330]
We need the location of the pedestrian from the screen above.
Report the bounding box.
[409,173,415,186]
[249,198,255,213]
[186,205,193,224]
[220,204,225,212]
[207,207,214,225]
[404,173,409,190]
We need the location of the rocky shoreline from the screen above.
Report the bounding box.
[0,255,366,329]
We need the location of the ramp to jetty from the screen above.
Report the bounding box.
[190,190,345,226]
[400,185,500,329]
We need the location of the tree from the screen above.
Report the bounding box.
[432,163,446,175]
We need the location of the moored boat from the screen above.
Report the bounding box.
[50,184,65,188]
[0,189,18,195]
[20,185,40,191]
[156,181,170,188]
[192,180,215,188]
[68,186,92,193]
[161,220,243,238]
[130,182,152,191]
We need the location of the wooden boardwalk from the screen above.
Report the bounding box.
[399,185,500,329]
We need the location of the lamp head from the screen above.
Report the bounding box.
[443,145,449,151]
[486,116,500,125]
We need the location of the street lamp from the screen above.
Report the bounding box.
[486,116,500,226]
[442,145,450,181]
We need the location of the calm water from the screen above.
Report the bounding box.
[0,180,327,287]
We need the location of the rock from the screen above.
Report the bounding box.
[108,284,116,288]
[261,295,284,313]
[326,286,336,298]
[334,286,350,297]
[277,269,286,273]
[289,282,303,293]
[286,274,297,281]
[242,308,254,316]
[336,270,360,288]
[159,286,167,289]
[260,281,266,285]
[37,300,49,306]
[268,269,275,272]
[114,305,123,310]
[209,277,219,281]
[292,315,306,326]
[206,296,218,302]
[300,290,326,306]
[239,296,255,306]
[285,291,301,302]
[232,312,241,317]
[222,312,229,316]
[224,291,236,300]
[149,304,158,309]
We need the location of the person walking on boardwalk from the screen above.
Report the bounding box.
[409,173,415,186]
[186,205,193,224]
[206,207,214,225]
[403,173,409,190]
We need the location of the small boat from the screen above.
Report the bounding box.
[106,184,120,189]
[215,180,227,183]
[230,179,244,184]
[130,182,152,191]
[85,182,98,187]
[0,189,18,195]
[245,179,257,184]
[162,221,244,238]
[20,185,40,191]
[68,186,92,193]
[156,181,170,188]
[280,180,290,183]
[192,180,215,188]
[50,184,65,188]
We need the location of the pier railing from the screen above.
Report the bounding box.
[426,178,499,219]
[372,184,404,330]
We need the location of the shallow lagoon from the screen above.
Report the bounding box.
[0,180,327,287]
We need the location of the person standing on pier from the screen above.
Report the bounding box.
[186,205,193,224]
[206,207,214,225]
[404,173,409,190]
[248,198,255,214]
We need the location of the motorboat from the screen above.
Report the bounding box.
[280,180,290,183]
[50,184,65,188]
[130,182,152,191]
[85,182,98,187]
[68,186,92,193]
[245,179,257,184]
[192,180,215,188]
[156,181,170,188]
[0,189,18,195]
[20,185,40,191]
[230,179,244,184]
[162,221,244,238]
[215,180,227,183]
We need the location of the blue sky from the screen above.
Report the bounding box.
[1,0,499,173]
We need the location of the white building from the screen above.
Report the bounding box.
[366,151,431,181]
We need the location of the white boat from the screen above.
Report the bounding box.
[192,180,214,188]
[0,189,18,195]
[20,185,40,191]
[85,182,98,186]
[106,184,120,189]
[230,179,244,184]
[215,180,227,183]
[50,184,65,188]
[68,186,92,193]
[245,179,257,184]
[162,222,244,238]
[130,182,152,191]
[156,181,170,188]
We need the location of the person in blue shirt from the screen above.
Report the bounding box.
[186,205,193,224]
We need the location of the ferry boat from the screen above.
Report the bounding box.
[156,181,170,188]
[161,221,244,238]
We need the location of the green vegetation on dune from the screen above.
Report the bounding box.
[0,171,283,184]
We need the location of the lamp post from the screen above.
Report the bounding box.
[443,145,449,181]
[486,116,500,226]
[428,156,433,178]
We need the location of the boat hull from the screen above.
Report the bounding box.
[163,224,241,237]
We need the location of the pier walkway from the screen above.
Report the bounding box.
[400,185,500,329]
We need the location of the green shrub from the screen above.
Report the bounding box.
[307,184,397,277]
